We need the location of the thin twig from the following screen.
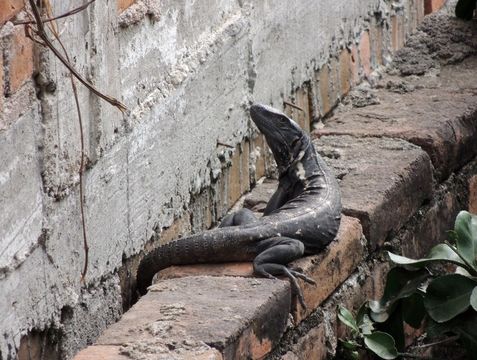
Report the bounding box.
[27,0,127,112]
[398,353,433,359]
[15,0,96,25]
[413,335,460,349]
[24,24,47,46]
[217,140,234,149]
[283,100,304,112]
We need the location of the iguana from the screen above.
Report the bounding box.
[137,104,342,307]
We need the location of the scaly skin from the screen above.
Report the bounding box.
[137,104,342,307]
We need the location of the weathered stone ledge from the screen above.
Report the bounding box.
[74,8,477,360]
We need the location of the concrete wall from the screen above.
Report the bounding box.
[0,0,427,359]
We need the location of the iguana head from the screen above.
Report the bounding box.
[250,103,309,176]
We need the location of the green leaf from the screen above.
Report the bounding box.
[338,306,359,333]
[424,274,477,322]
[364,332,398,359]
[388,244,467,269]
[454,210,477,270]
[470,286,477,311]
[402,293,426,329]
[369,267,428,323]
[455,0,477,20]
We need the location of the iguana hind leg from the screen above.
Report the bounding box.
[253,237,316,309]
[219,208,258,227]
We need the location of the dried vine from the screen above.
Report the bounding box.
[15,0,96,26]
[27,0,127,112]
[25,0,128,282]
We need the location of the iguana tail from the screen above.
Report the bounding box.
[136,225,270,294]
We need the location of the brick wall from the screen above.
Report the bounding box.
[425,0,447,14]
[0,0,24,26]
[0,1,34,131]
[0,0,448,359]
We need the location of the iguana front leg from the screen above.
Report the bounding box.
[253,237,316,309]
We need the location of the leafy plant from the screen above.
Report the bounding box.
[338,210,477,359]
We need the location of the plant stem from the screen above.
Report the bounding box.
[414,335,460,349]
[398,353,432,359]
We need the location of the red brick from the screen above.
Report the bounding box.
[317,65,331,115]
[216,168,228,218]
[0,0,23,25]
[159,214,192,245]
[117,0,136,13]
[339,49,351,95]
[424,0,445,14]
[401,191,460,258]
[9,26,34,93]
[96,277,289,360]
[391,15,405,51]
[416,0,425,23]
[315,85,477,181]
[189,190,214,230]
[282,324,328,360]
[291,216,364,321]
[155,262,254,281]
[334,261,390,341]
[329,58,341,105]
[228,147,242,206]
[359,31,371,77]
[297,87,312,132]
[470,176,477,214]
[252,134,266,181]
[410,0,425,31]
[370,23,384,65]
[315,135,433,249]
[284,87,311,133]
[234,326,274,360]
[350,45,360,85]
[240,140,251,194]
[392,16,399,51]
